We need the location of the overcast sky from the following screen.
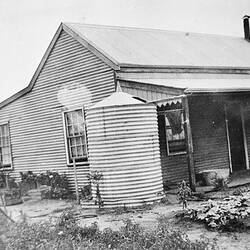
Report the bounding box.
[1,0,250,102]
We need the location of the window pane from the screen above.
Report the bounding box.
[72,112,78,124]
[66,113,73,125]
[165,111,186,154]
[69,138,76,147]
[68,125,73,136]
[77,146,83,156]
[75,137,81,146]
[0,124,11,167]
[2,154,10,165]
[165,117,170,126]
[71,147,77,157]
[77,110,84,123]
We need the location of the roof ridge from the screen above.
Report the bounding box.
[63,22,241,39]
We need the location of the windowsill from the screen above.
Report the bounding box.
[168,151,187,156]
[67,162,90,167]
[0,165,13,171]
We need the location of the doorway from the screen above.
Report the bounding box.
[227,104,246,172]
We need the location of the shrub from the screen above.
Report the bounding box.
[213,177,229,191]
[80,184,92,200]
[177,180,192,209]
[19,171,71,199]
[0,172,18,189]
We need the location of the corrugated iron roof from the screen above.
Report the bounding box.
[65,23,250,69]
[120,78,250,93]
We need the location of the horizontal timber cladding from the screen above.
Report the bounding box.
[189,96,229,173]
[0,30,115,189]
[157,113,189,185]
[86,104,163,206]
[119,80,183,101]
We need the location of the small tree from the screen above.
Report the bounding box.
[88,171,103,208]
[177,180,192,210]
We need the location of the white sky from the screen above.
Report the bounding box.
[1,0,250,102]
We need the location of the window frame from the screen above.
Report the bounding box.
[164,109,186,156]
[62,108,89,166]
[0,122,13,170]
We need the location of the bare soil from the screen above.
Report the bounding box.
[1,194,250,250]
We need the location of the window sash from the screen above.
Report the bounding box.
[0,124,12,168]
[64,109,88,163]
[165,110,186,155]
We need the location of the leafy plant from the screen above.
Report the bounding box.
[177,192,250,231]
[213,177,229,191]
[38,171,71,199]
[80,184,92,200]
[177,180,192,209]
[88,171,103,208]
[0,172,18,189]
[19,171,71,199]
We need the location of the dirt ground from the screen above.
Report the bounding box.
[1,194,250,250]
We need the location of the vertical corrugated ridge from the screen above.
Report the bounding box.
[86,103,163,207]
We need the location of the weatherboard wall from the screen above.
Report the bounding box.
[0,30,115,189]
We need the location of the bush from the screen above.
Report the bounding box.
[19,171,71,199]
[5,211,217,250]
[0,172,18,189]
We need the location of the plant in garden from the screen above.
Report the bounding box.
[19,171,72,199]
[177,191,250,231]
[80,184,92,200]
[20,171,37,188]
[177,180,192,209]
[24,171,72,199]
[0,172,18,189]
[213,177,229,191]
[88,171,103,208]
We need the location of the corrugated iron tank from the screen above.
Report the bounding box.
[86,92,163,207]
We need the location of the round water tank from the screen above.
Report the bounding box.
[86,92,163,207]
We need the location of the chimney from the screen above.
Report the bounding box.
[243,15,250,41]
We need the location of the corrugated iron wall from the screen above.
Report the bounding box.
[0,30,115,189]
[86,104,163,206]
[189,96,229,173]
[120,79,188,185]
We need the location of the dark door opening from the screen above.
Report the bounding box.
[227,104,246,172]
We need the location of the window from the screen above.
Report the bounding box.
[165,110,186,155]
[0,124,12,168]
[64,109,88,164]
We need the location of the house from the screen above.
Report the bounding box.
[1,16,250,205]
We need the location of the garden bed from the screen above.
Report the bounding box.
[1,192,250,249]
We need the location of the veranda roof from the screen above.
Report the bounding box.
[119,78,250,93]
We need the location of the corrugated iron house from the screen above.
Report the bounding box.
[2,17,250,204]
